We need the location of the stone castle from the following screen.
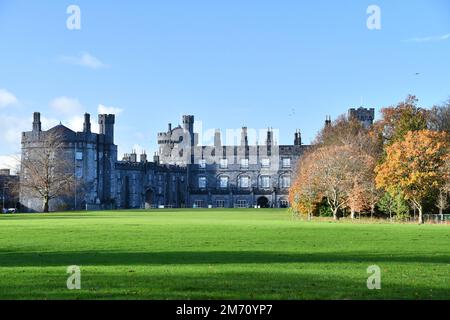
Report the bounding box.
[19,107,374,212]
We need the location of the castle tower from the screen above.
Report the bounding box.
[348,107,375,128]
[182,115,194,135]
[99,114,115,144]
[182,115,195,165]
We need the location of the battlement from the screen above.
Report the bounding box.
[182,115,194,124]
[348,107,375,128]
[182,115,194,133]
[99,114,115,144]
[98,114,115,124]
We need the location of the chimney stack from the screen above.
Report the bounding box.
[241,127,248,147]
[32,112,41,132]
[266,128,273,146]
[83,113,91,133]
[130,150,137,163]
[294,130,302,146]
[214,129,221,147]
[140,151,147,163]
[153,153,160,165]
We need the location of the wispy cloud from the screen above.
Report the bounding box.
[98,104,123,115]
[60,52,108,69]
[0,114,28,147]
[0,88,18,108]
[0,155,20,172]
[405,33,450,43]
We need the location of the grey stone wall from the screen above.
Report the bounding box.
[157,115,308,208]
[20,112,119,212]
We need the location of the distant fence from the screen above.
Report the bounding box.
[423,214,450,224]
[146,205,176,209]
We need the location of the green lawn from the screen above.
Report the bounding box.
[0,209,449,300]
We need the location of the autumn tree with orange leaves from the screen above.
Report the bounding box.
[289,151,320,220]
[290,145,375,220]
[373,95,428,146]
[375,130,449,224]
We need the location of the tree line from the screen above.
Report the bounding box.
[289,95,450,224]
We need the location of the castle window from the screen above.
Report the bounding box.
[215,200,225,208]
[198,177,207,189]
[280,199,289,208]
[75,167,83,179]
[219,176,229,189]
[194,200,205,208]
[261,158,270,168]
[239,176,250,189]
[241,159,249,169]
[75,152,83,161]
[260,176,271,189]
[220,158,228,169]
[280,176,291,188]
[199,159,206,169]
[282,158,291,168]
[235,200,248,208]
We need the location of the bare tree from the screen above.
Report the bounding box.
[307,145,374,220]
[314,115,383,159]
[20,131,75,212]
[436,189,449,216]
[428,99,450,133]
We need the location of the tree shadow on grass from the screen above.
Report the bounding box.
[0,250,449,267]
[0,268,448,300]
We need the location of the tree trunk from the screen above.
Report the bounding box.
[418,205,424,225]
[43,196,49,213]
[351,209,355,220]
[333,208,339,221]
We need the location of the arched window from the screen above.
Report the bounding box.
[198,176,207,189]
[239,176,251,188]
[280,198,289,208]
[280,175,291,188]
[218,176,229,189]
[259,175,271,189]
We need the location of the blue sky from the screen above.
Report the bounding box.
[1,0,449,168]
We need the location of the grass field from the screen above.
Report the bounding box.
[0,209,449,300]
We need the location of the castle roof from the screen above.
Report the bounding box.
[46,124,76,140]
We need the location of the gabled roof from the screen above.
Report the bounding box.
[46,124,76,140]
